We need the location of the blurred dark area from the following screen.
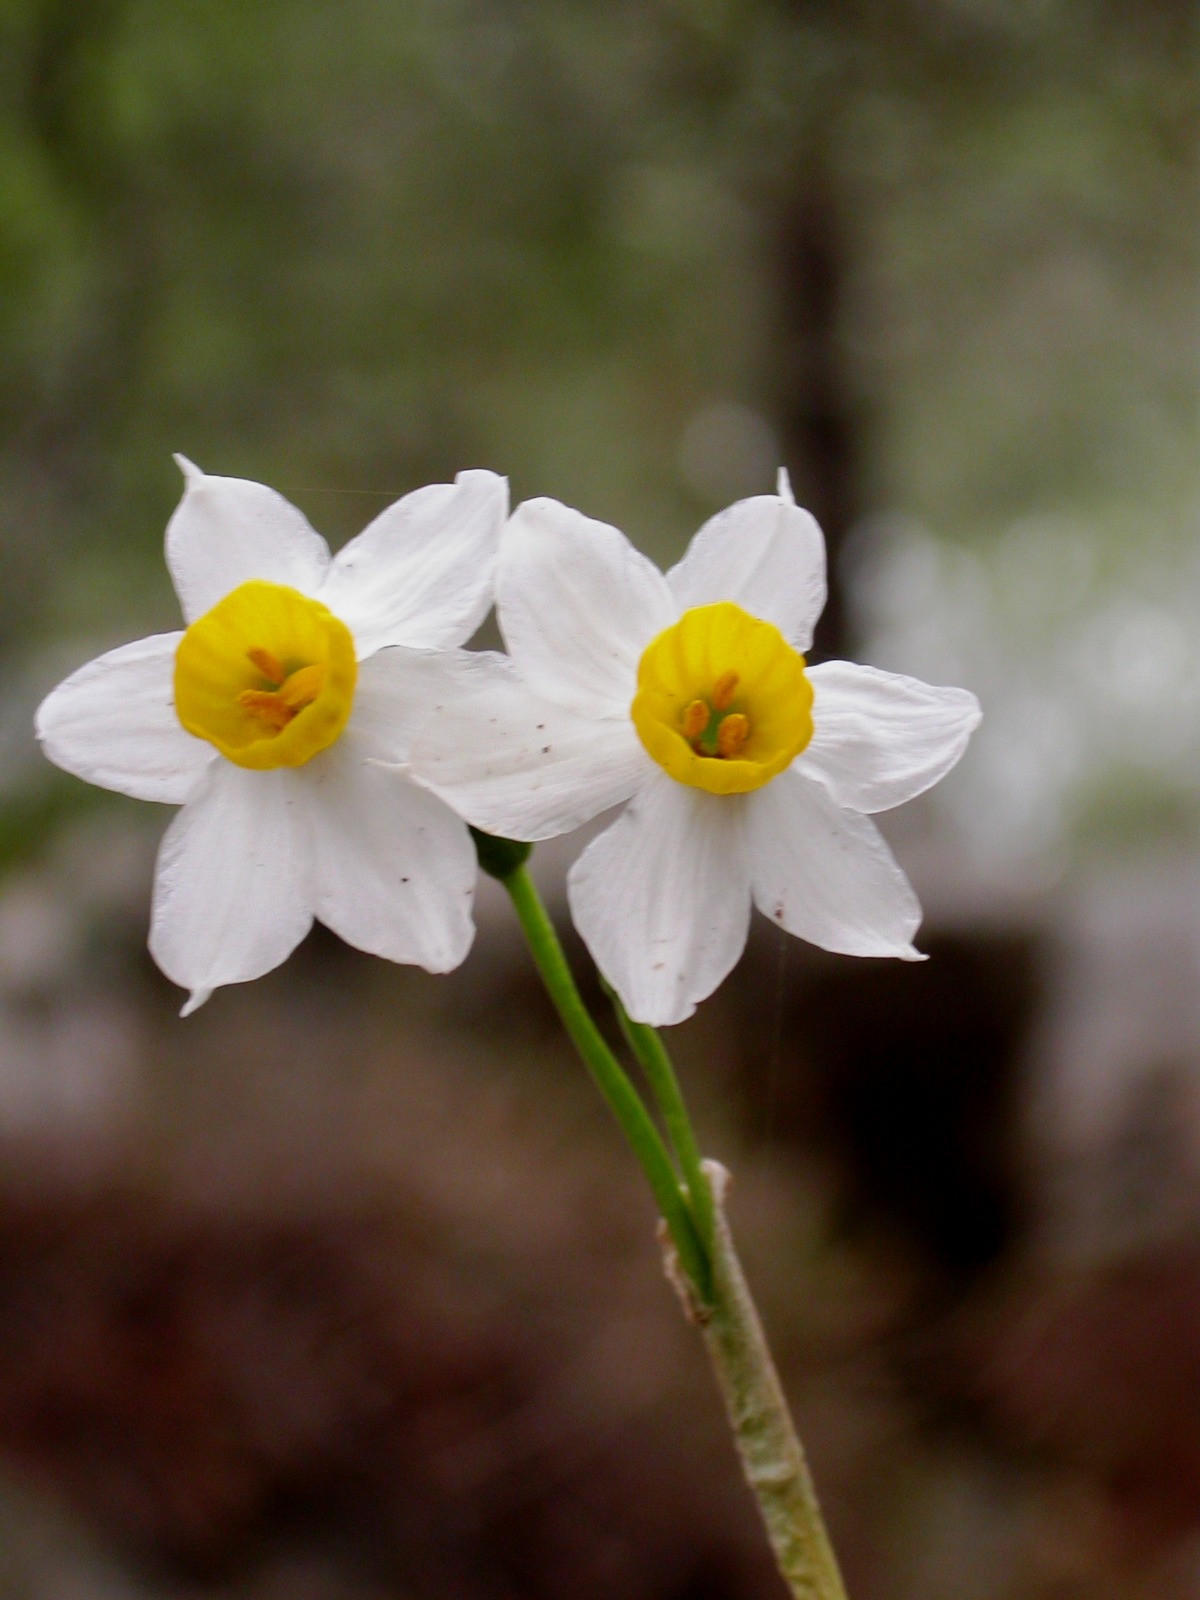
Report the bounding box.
[0,1,1198,1596]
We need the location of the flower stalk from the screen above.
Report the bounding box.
[499,859,712,1302]
[489,843,848,1600]
[666,1161,849,1600]
[606,984,716,1255]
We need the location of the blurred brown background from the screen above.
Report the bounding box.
[0,2,1198,1595]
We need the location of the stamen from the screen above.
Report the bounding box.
[712,670,739,712]
[716,713,750,759]
[277,663,325,709]
[238,690,295,732]
[681,699,710,741]
[238,663,326,733]
[247,646,286,685]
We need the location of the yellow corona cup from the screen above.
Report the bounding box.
[174,579,357,769]
[631,601,814,795]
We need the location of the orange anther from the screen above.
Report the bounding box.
[712,670,739,712]
[277,663,326,710]
[238,661,325,735]
[247,646,286,685]
[238,689,295,732]
[716,713,750,759]
[681,699,710,741]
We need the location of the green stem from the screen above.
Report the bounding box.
[668,1162,850,1600]
[501,864,713,1302]
[607,988,716,1254]
[490,845,846,1597]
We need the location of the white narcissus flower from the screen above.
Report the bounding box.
[37,458,507,1013]
[408,473,981,1027]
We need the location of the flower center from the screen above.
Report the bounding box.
[174,580,357,769]
[631,602,813,795]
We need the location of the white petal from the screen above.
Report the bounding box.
[35,633,212,804]
[319,470,507,656]
[800,662,982,813]
[497,497,674,717]
[567,773,752,1026]
[149,763,314,1013]
[408,651,648,840]
[301,732,475,972]
[747,769,923,959]
[666,491,827,651]
[165,456,331,622]
[346,647,468,765]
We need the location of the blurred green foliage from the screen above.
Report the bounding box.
[0,0,1194,855]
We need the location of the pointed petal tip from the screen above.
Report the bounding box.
[456,468,510,523]
[180,986,213,1017]
[625,997,697,1028]
[509,493,567,522]
[173,453,204,486]
[455,466,508,496]
[423,914,477,976]
[776,466,794,503]
[900,946,928,963]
